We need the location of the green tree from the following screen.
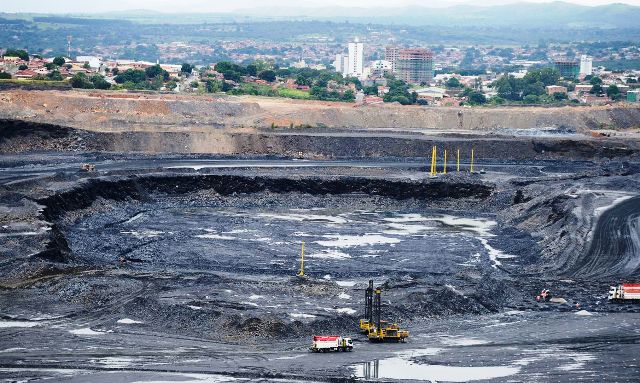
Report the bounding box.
[18,64,28,70]
[488,96,506,105]
[214,62,246,83]
[553,92,568,101]
[346,76,362,90]
[246,63,258,77]
[258,70,276,82]
[467,91,487,105]
[46,70,63,81]
[0,72,11,79]
[70,73,94,89]
[590,84,603,95]
[205,79,222,93]
[363,85,378,95]
[114,69,146,84]
[445,77,461,88]
[90,74,111,89]
[295,74,312,86]
[383,78,414,105]
[4,49,29,61]
[342,89,355,102]
[522,94,539,104]
[589,76,603,86]
[606,85,621,100]
[180,63,194,75]
[145,64,169,81]
[493,75,523,101]
[52,56,65,66]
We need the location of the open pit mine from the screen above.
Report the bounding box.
[1,90,640,382]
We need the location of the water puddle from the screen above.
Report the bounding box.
[117,318,143,324]
[0,320,41,328]
[353,347,520,381]
[316,234,401,248]
[354,358,520,381]
[307,250,351,259]
[258,212,347,224]
[69,327,110,336]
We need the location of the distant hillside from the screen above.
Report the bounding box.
[2,2,639,28]
[240,2,640,28]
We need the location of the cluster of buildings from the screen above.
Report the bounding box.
[2,45,639,105]
[332,38,435,85]
[554,55,593,79]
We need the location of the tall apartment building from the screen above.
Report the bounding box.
[580,55,593,76]
[396,48,434,85]
[347,38,364,78]
[385,46,399,73]
[554,60,580,79]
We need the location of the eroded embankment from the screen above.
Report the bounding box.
[34,174,493,263]
[2,90,640,132]
[2,119,639,160]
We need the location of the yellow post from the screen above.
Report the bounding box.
[457,149,460,172]
[429,146,436,177]
[297,241,305,277]
[443,149,447,174]
[470,149,475,173]
[431,146,437,176]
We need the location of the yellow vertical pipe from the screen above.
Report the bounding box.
[470,149,475,173]
[433,146,437,176]
[443,149,447,174]
[457,149,460,172]
[298,241,305,277]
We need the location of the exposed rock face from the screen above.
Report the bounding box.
[2,118,640,160]
[1,90,639,132]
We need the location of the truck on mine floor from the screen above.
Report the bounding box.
[309,335,353,352]
[608,283,640,303]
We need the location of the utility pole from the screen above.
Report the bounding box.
[457,149,460,172]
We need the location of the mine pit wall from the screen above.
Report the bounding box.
[1,90,640,132]
[37,174,493,262]
[2,119,640,160]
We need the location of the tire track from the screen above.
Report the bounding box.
[565,195,640,279]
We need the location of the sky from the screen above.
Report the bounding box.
[2,0,640,13]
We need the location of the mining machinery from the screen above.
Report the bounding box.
[359,280,409,342]
[359,280,374,334]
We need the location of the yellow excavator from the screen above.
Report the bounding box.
[359,280,409,342]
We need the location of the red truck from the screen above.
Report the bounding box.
[309,335,353,352]
[608,283,640,302]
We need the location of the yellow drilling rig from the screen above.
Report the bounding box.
[359,280,409,342]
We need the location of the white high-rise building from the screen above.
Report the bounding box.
[334,54,344,73]
[342,56,349,77]
[580,55,593,76]
[347,38,364,78]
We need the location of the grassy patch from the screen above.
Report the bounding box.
[277,87,311,100]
